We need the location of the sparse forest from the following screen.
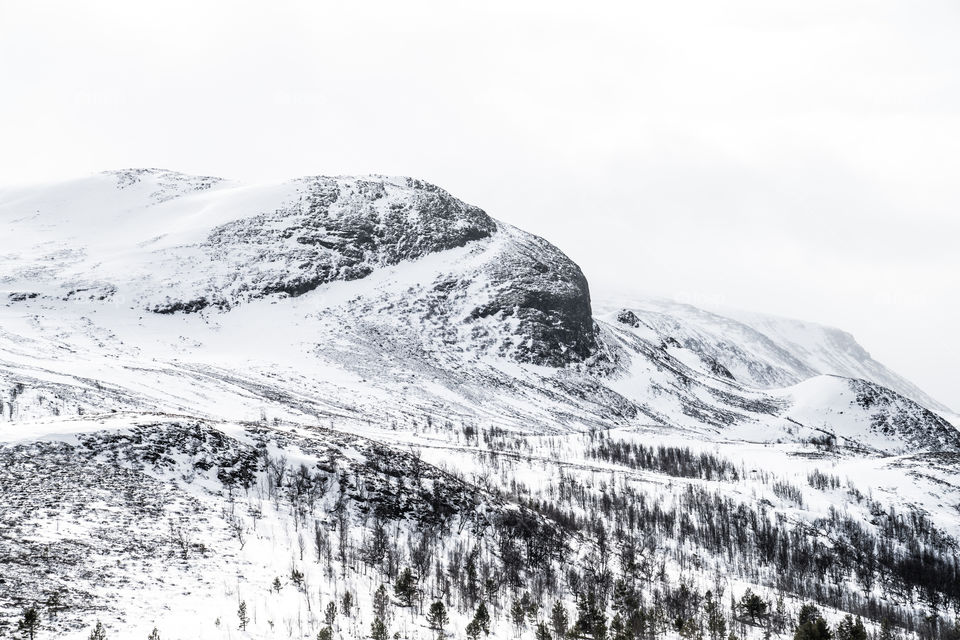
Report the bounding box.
[3,419,956,640]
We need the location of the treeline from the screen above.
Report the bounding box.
[588,438,740,482]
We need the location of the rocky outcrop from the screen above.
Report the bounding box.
[472,229,598,366]
[850,379,960,452]
[139,174,597,367]
[199,176,498,303]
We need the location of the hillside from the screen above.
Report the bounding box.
[0,171,957,640]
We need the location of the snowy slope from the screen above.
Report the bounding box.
[0,171,957,640]
[594,295,951,413]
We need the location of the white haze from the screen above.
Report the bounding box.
[1,0,957,410]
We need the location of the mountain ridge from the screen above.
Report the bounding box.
[1,170,958,639]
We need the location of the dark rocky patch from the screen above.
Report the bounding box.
[616,309,641,327]
[850,379,960,452]
[199,176,497,302]
[472,231,598,366]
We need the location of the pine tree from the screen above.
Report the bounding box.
[465,549,481,605]
[511,599,528,633]
[612,580,639,614]
[17,607,40,640]
[427,601,449,638]
[88,622,107,640]
[851,617,866,640]
[535,622,553,640]
[373,584,391,622]
[342,591,353,616]
[797,605,822,627]
[238,601,249,631]
[737,590,767,626]
[611,613,629,640]
[394,568,418,607]
[468,602,491,637]
[316,627,332,640]
[551,601,569,639]
[836,616,867,640]
[705,591,727,640]
[576,592,608,640]
[371,618,389,640]
[148,629,161,640]
[324,601,337,626]
[46,591,64,621]
[773,595,787,634]
[466,620,482,640]
[794,605,831,640]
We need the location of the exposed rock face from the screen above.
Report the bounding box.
[616,309,642,327]
[172,176,498,307]
[167,176,598,366]
[2,171,596,367]
[107,168,223,201]
[850,379,960,451]
[473,229,597,366]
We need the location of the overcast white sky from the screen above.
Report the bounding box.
[1,1,957,409]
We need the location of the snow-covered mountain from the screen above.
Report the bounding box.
[593,296,951,414]
[1,170,957,640]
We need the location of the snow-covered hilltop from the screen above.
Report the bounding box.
[594,296,950,414]
[0,171,957,640]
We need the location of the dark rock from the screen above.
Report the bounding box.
[616,309,641,327]
[706,357,735,380]
[471,230,597,366]
[200,176,498,302]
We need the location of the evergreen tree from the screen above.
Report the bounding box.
[626,609,647,640]
[373,584,391,622]
[427,601,449,638]
[324,601,337,626]
[737,590,767,626]
[88,622,107,640]
[465,549,481,605]
[797,605,822,627]
[342,591,353,616]
[316,628,332,640]
[466,620,482,640]
[511,599,528,633]
[469,602,491,637]
[552,601,569,639]
[17,607,40,640]
[576,592,608,640]
[238,601,249,631]
[705,591,726,640]
[148,629,161,640]
[836,616,867,640]
[611,613,629,640]
[613,580,639,615]
[794,605,831,640]
[773,595,787,634]
[677,617,699,640]
[45,591,64,621]
[394,568,418,607]
[879,619,895,640]
[371,618,389,640]
[535,622,553,640]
